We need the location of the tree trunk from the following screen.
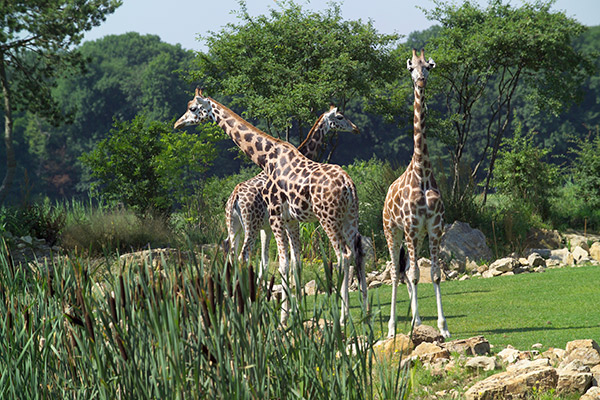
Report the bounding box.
[0,55,16,203]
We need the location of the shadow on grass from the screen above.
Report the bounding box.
[462,323,600,337]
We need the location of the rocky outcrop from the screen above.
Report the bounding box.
[440,221,493,264]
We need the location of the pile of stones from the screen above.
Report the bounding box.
[370,325,600,399]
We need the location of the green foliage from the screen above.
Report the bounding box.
[570,130,600,209]
[193,0,400,145]
[0,0,121,202]
[0,200,65,245]
[492,128,559,219]
[81,114,219,215]
[421,0,593,203]
[344,158,403,255]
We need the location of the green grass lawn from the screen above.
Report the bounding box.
[346,265,600,351]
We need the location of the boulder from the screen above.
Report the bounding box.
[548,248,573,266]
[542,347,567,365]
[581,386,600,400]
[527,253,546,268]
[304,280,317,296]
[560,339,600,368]
[590,242,600,262]
[506,358,552,374]
[572,246,590,263]
[440,221,493,263]
[498,347,521,364]
[465,365,557,400]
[489,257,517,273]
[524,228,562,250]
[443,336,491,356]
[523,248,552,259]
[411,342,450,364]
[556,360,593,395]
[411,324,445,346]
[466,356,499,372]
[372,334,413,362]
[563,233,590,251]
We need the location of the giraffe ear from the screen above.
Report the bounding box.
[329,104,336,111]
[428,58,436,69]
[407,58,413,71]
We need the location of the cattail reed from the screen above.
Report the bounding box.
[249,264,256,302]
[109,294,118,323]
[267,275,275,302]
[119,274,126,310]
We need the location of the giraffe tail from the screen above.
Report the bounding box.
[354,233,364,279]
[398,246,408,284]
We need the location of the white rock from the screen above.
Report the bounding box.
[572,246,590,263]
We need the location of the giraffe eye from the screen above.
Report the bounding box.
[190,106,198,112]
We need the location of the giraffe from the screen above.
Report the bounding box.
[223,105,360,281]
[382,49,450,338]
[175,89,368,324]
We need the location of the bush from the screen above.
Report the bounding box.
[80,114,220,216]
[344,157,404,258]
[0,200,65,246]
[570,130,600,209]
[492,129,559,220]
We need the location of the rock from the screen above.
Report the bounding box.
[564,233,590,251]
[498,347,521,364]
[527,253,546,268]
[440,221,493,263]
[572,246,590,263]
[524,227,562,250]
[542,347,566,365]
[466,356,499,372]
[465,365,557,400]
[557,360,593,395]
[548,248,573,266]
[506,358,552,374]
[560,340,600,368]
[523,248,552,259]
[372,334,413,362]
[304,280,317,296]
[489,257,517,272]
[590,242,600,262]
[411,342,451,364]
[443,336,490,356]
[446,270,459,280]
[581,386,600,400]
[465,259,479,273]
[411,324,445,346]
[368,280,383,289]
[531,343,543,350]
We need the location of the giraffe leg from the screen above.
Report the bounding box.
[259,226,271,281]
[339,245,351,325]
[405,235,422,330]
[384,226,403,338]
[428,222,450,338]
[270,215,291,324]
[286,221,302,291]
[227,207,243,265]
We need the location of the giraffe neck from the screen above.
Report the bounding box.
[297,114,328,161]
[208,97,288,169]
[411,84,431,173]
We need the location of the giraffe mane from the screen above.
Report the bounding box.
[298,112,326,149]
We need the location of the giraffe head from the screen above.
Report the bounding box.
[407,48,435,88]
[174,87,215,129]
[323,104,360,134]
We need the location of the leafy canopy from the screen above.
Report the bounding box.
[191,0,400,143]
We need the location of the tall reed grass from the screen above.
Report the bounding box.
[0,241,410,399]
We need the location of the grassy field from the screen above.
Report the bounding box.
[356,264,600,350]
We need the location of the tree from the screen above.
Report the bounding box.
[191,0,400,151]
[80,115,221,215]
[421,0,594,205]
[0,0,121,202]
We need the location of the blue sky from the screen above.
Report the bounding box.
[84,0,600,51]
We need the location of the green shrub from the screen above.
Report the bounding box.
[344,157,403,257]
[0,200,66,245]
[81,114,220,216]
[492,128,559,220]
[570,129,600,209]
